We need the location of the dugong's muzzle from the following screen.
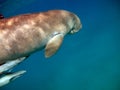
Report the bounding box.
[69,14,82,34]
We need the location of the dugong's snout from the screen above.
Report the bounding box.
[69,14,82,34]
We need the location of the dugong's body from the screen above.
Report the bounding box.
[0,10,82,64]
[0,10,82,87]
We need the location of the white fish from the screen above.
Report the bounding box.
[0,57,27,87]
[0,57,27,73]
[0,70,26,87]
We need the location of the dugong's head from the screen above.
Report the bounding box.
[66,11,82,34]
[52,10,82,35]
[40,10,82,35]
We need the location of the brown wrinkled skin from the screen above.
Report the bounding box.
[0,10,82,64]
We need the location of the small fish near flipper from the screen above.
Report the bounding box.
[0,56,28,87]
[0,70,26,87]
[0,57,28,73]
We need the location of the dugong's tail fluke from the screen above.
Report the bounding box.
[0,70,26,87]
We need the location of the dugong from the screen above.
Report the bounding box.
[0,10,82,87]
[0,10,82,64]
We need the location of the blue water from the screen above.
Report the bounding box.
[0,0,120,90]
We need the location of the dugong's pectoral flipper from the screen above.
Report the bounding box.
[45,33,64,58]
[0,70,26,87]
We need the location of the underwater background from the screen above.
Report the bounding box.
[0,0,120,90]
